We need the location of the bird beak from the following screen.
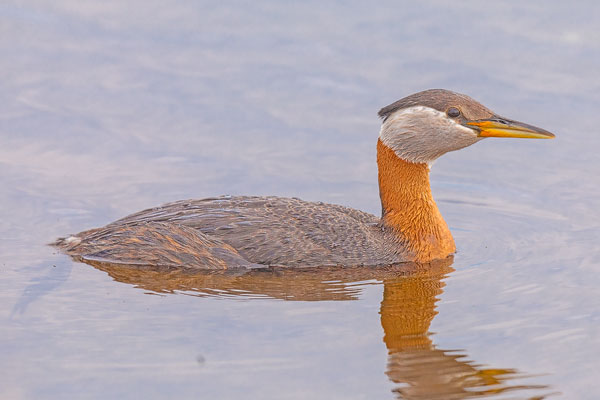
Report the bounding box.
[465,116,555,139]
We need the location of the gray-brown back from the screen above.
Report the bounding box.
[87,196,410,267]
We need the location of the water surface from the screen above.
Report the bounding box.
[1,1,599,399]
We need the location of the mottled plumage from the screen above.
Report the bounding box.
[58,196,410,268]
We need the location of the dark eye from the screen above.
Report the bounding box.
[447,107,461,118]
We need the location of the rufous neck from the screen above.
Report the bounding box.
[377,139,455,262]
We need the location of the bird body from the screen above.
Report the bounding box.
[60,196,409,268]
[56,89,554,269]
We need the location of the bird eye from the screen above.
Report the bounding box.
[447,107,461,118]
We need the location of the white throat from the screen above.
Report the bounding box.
[379,106,482,164]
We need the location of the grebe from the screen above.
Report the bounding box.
[56,89,554,269]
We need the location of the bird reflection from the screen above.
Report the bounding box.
[380,267,550,399]
[82,257,554,399]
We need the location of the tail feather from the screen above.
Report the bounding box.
[53,223,259,270]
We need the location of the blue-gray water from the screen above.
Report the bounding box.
[1,1,599,399]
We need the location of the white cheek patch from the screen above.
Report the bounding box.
[379,106,481,164]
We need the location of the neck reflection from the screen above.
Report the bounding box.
[83,258,553,398]
[380,263,551,399]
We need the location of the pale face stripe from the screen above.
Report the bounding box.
[379,106,482,164]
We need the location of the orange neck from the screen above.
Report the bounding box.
[377,139,455,262]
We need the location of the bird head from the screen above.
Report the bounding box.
[378,89,554,164]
